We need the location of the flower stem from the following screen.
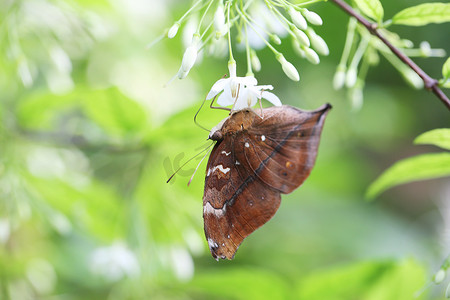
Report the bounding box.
[197,0,216,34]
[178,0,204,24]
[226,0,236,64]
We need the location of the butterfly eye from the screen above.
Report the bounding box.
[210,131,223,141]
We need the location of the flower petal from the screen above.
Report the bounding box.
[217,88,234,106]
[256,85,274,91]
[206,78,230,100]
[238,76,258,87]
[232,89,253,110]
[261,91,282,106]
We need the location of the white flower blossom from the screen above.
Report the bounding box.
[206,75,281,111]
[89,241,140,282]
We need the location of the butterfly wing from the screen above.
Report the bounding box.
[236,104,331,194]
[203,138,281,260]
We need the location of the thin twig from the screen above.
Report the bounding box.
[331,0,450,110]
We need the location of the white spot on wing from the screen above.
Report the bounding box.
[221,151,231,156]
[235,161,240,165]
[245,142,249,148]
[261,135,266,141]
[203,202,226,217]
[208,164,230,176]
[207,238,218,250]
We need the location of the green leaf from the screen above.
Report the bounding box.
[367,153,450,198]
[443,57,450,79]
[392,3,450,26]
[186,268,290,300]
[82,87,149,137]
[17,91,79,129]
[414,128,450,150]
[296,259,426,300]
[353,0,384,22]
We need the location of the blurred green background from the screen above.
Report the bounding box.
[0,0,449,299]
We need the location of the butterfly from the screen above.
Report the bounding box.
[203,104,331,260]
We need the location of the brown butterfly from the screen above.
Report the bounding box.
[203,104,331,260]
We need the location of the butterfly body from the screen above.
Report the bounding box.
[203,104,331,260]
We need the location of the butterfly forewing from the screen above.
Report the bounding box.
[203,138,281,260]
[203,104,331,260]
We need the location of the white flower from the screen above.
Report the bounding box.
[89,241,140,282]
[206,75,281,111]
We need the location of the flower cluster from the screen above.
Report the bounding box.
[161,0,329,111]
[332,18,446,110]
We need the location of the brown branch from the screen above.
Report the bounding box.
[331,0,450,110]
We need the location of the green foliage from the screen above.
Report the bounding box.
[0,0,449,299]
[443,57,450,79]
[414,128,450,150]
[296,259,426,300]
[185,269,290,300]
[367,128,450,198]
[392,3,450,26]
[353,0,384,23]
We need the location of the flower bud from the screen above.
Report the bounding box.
[292,27,310,47]
[304,47,320,64]
[302,9,323,26]
[181,35,200,73]
[168,23,180,39]
[214,3,226,39]
[402,39,414,48]
[277,54,300,81]
[402,68,423,89]
[270,34,282,45]
[287,7,307,30]
[307,29,329,56]
[350,83,364,111]
[345,68,357,88]
[433,269,446,284]
[333,68,346,90]
[445,281,450,298]
[177,66,189,79]
[250,50,261,72]
[420,41,432,57]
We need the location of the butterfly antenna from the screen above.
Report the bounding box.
[166,142,214,183]
[188,143,214,186]
[194,95,211,132]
